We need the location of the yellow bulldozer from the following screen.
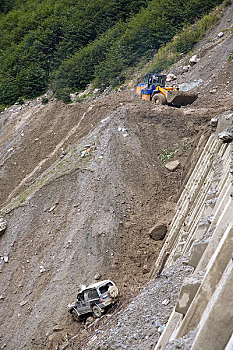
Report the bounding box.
[136,73,198,107]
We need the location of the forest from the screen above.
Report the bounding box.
[0,0,225,105]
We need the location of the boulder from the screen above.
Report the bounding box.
[218,126,233,142]
[142,265,150,274]
[210,117,218,128]
[94,273,101,280]
[183,65,191,72]
[70,93,77,101]
[149,223,167,241]
[165,160,180,171]
[218,32,224,38]
[189,55,199,66]
[0,217,7,236]
[166,73,177,82]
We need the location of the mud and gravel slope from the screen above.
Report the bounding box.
[0,94,213,350]
[0,4,232,350]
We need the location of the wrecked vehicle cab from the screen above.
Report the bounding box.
[68,280,118,320]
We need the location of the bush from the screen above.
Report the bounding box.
[223,0,232,6]
[147,9,221,73]
[0,0,225,105]
[54,87,71,103]
[42,97,49,104]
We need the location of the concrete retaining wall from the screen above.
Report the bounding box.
[154,115,233,350]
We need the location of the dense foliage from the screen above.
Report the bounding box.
[0,0,224,104]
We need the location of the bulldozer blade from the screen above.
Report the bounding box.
[166,91,198,106]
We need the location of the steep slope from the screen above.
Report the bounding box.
[0,92,213,349]
[0,3,232,350]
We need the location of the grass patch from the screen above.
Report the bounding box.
[227,52,233,61]
[159,141,191,165]
[159,146,179,165]
[1,141,95,214]
[0,104,5,113]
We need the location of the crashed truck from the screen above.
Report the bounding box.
[68,280,119,321]
[136,73,198,107]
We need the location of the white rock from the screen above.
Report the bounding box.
[189,55,199,65]
[166,73,177,82]
[158,325,166,333]
[94,273,101,280]
[70,93,77,101]
[165,160,180,171]
[48,205,56,212]
[3,255,9,263]
[182,65,190,72]
[210,117,218,127]
[40,265,46,273]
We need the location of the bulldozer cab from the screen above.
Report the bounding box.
[145,73,166,88]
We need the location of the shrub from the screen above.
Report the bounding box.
[42,97,49,104]
[54,87,71,103]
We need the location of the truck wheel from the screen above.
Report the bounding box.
[108,285,118,298]
[152,93,166,105]
[92,305,102,318]
[71,309,80,322]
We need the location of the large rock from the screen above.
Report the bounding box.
[189,55,199,66]
[218,126,233,142]
[210,117,218,128]
[0,218,7,236]
[166,74,177,82]
[165,160,180,171]
[149,223,167,241]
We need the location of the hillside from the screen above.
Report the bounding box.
[0,2,233,350]
[0,0,225,106]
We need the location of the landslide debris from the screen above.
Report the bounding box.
[0,3,232,350]
[0,92,214,350]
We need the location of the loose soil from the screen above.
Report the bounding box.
[0,4,232,350]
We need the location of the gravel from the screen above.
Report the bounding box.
[85,259,193,350]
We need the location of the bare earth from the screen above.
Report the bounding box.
[0,4,232,350]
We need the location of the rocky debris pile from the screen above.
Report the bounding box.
[164,330,197,350]
[0,91,54,115]
[86,260,193,350]
[70,84,100,102]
